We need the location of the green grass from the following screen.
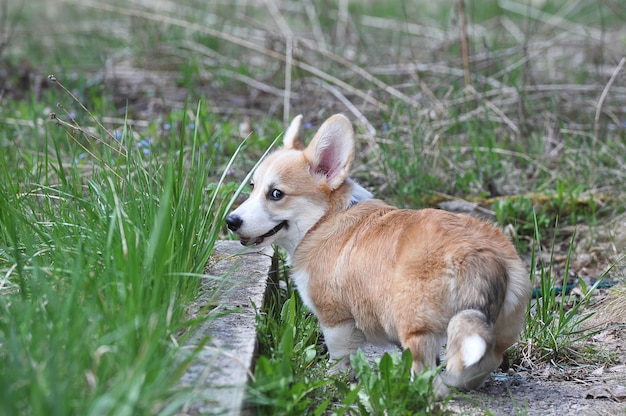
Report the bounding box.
[519,217,612,366]
[351,350,441,416]
[2,0,625,414]
[248,292,335,415]
[0,86,246,414]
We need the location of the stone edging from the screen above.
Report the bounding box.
[179,241,275,415]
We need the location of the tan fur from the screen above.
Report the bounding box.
[226,114,531,397]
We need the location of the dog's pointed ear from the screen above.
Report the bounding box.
[303,114,354,190]
[283,114,304,150]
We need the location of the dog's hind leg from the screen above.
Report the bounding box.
[322,320,366,373]
[401,330,447,396]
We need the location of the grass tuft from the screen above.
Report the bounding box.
[518,214,611,368]
[0,79,241,414]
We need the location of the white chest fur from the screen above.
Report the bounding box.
[291,268,318,315]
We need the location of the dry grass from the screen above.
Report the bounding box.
[2,2,624,236]
[4,0,625,261]
[3,0,624,216]
[6,1,624,130]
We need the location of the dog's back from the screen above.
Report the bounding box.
[293,202,530,395]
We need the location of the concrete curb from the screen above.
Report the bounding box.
[179,241,275,415]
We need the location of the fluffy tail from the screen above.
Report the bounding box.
[444,309,500,391]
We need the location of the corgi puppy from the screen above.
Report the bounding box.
[226,114,531,397]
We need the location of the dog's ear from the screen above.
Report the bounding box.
[283,114,304,150]
[303,114,354,190]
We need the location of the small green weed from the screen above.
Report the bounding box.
[248,293,335,415]
[493,197,551,242]
[351,349,443,416]
[249,259,444,415]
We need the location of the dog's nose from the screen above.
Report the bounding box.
[225,214,243,232]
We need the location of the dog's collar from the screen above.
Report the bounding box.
[347,198,362,208]
[346,180,373,209]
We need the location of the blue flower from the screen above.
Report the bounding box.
[68,112,76,120]
[138,138,152,148]
[135,137,153,155]
[73,153,87,164]
[113,131,123,141]
[187,123,195,130]
[163,123,171,131]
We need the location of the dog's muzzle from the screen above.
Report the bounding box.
[225,214,288,246]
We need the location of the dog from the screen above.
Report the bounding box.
[226,114,531,397]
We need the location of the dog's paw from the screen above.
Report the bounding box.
[432,374,451,400]
[327,356,353,376]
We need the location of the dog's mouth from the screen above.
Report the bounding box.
[240,220,288,246]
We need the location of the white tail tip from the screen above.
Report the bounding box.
[461,334,487,367]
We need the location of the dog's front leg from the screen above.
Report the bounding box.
[322,320,365,373]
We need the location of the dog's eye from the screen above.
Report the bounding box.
[269,189,284,201]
